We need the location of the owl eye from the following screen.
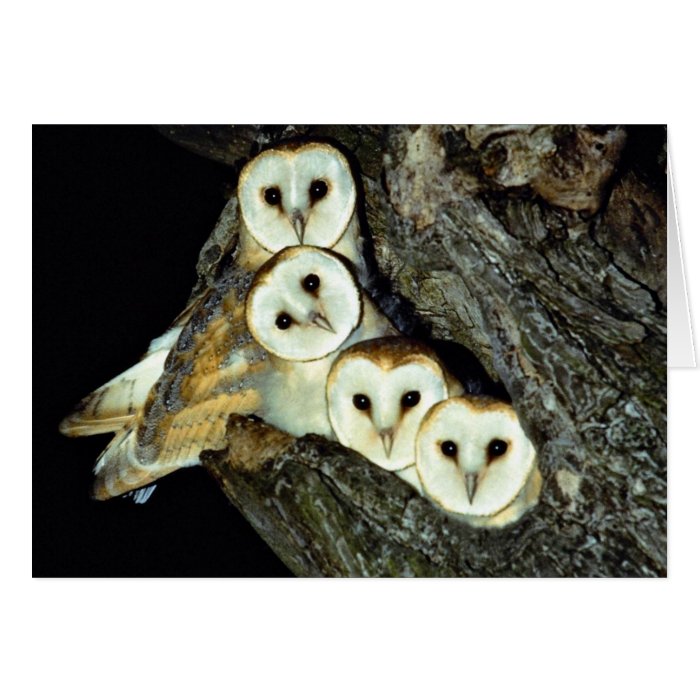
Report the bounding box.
[275,312,293,330]
[302,273,320,293]
[401,391,421,408]
[264,187,281,206]
[487,439,508,461]
[441,440,458,458]
[352,394,371,411]
[309,179,328,202]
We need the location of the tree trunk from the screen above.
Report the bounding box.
[158,124,667,577]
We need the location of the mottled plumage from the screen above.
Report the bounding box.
[62,246,396,500]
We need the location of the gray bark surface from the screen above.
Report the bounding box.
[162,125,667,577]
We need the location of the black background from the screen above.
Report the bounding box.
[33,126,291,576]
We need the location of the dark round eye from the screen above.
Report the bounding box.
[302,273,320,293]
[441,440,458,458]
[487,439,508,460]
[275,313,293,330]
[309,179,328,202]
[352,394,371,411]
[401,391,421,409]
[264,187,281,206]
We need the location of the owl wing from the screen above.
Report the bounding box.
[59,300,199,437]
[91,283,266,500]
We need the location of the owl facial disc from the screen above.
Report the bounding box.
[238,143,356,253]
[246,246,362,362]
[327,338,452,471]
[415,396,537,518]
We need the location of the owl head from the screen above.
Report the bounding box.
[326,338,455,471]
[245,245,362,362]
[415,396,537,518]
[237,142,356,253]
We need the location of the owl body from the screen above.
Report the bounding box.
[326,338,464,481]
[65,246,396,500]
[415,396,541,528]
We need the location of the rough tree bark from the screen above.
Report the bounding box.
[156,124,666,577]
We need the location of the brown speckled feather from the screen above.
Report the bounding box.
[91,279,268,498]
[78,247,396,500]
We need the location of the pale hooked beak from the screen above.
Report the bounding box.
[309,311,335,333]
[465,473,479,504]
[379,428,395,459]
[290,209,305,243]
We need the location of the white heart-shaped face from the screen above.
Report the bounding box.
[238,143,356,253]
[246,246,362,362]
[327,346,449,471]
[415,397,536,517]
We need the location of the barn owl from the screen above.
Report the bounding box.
[236,142,368,282]
[326,338,463,490]
[415,396,542,528]
[60,142,368,438]
[61,246,396,500]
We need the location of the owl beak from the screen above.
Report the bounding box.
[290,210,305,243]
[465,473,479,504]
[379,428,395,458]
[309,311,335,333]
